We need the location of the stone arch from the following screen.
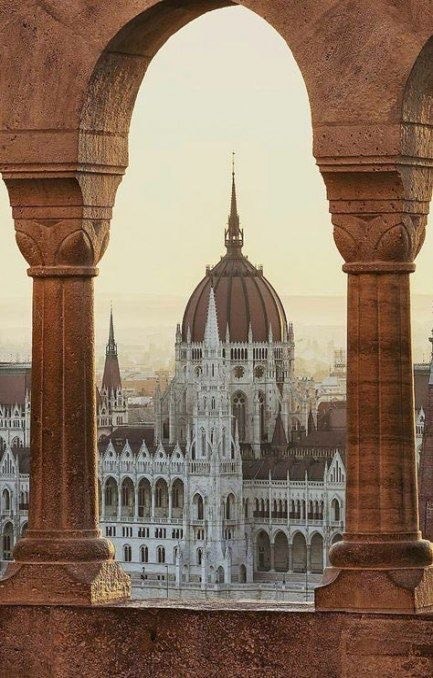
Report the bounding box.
[310,532,324,573]
[256,530,271,572]
[274,531,289,572]
[104,477,118,519]
[292,532,307,573]
[138,477,151,518]
[239,563,247,583]
[121,477,135,518]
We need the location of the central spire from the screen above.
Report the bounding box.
[225,152,244,255]
[106,305,117,357]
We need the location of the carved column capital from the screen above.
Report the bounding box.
[4,173,121,277]
[320,166,432,273]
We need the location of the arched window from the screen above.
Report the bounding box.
[197,548,203,566]
[258,392,266,440]
[171,479,184,515]
[2,522,13,560]
[121,477,134,517]
[194,493,204,521]
[157,546,165,563]
[124,545,132,562]
[104,477,118,518]
[2,488,10,512]
[140,545,148,563]
[232,392,246,441]
[226,493,235,520]
[138,478,151,518]
[155,478,169,515]
[331,498,341,522]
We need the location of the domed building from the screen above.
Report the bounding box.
[157,166,316,456]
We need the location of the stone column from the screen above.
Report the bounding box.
[0,176,130,605]
[151,485,156,522]
[134,486,139,522]
[168,486,173,522]
[316,169,433,612]
[288,544,293,573]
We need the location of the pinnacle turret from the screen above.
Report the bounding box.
[204,287,220,348]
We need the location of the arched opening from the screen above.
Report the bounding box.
[171,479,184,518]
[193,493,204,521]
[2,522,14,561]
[216,566,225,584]
[258,392,266,441]
[331,498,341,522]
[274,531,289,572]
[331,533,343,546]
[239,563,247,583]
[2,488,11,512]
[124,545,132,563]
[157,546,166,564]
[310,533,324,573]
[121,477,135,518]
[104,477,118,519]
[256,530,271,572]
[292,532,307,573]
[138,478,151,518]
[232,392,246,441]
[155,478,169,519]
[140,545,149,563]
[197,548,203,566]
[225,493,235,520]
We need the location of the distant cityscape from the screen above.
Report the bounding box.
[0,169,432,603]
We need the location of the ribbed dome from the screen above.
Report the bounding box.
[182,164,288,344]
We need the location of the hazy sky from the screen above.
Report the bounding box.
[0,6,432,333]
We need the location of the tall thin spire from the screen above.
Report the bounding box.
[204,287,220,348]
[107,304,117,357]
[225,152,244,255]
[102,306,121,392]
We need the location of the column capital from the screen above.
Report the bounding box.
[320,166,433,270]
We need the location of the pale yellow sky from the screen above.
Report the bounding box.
[0,6,432,337]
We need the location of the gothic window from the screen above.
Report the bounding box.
[331,498,341,522]
[155,479,169,510]
[233,366,245,379]
[138,478,151,518]
[140,545,148,563]
[194,493,204,520]
[259,392,266,440]
[123,545,132,563]
[254,365,265,379]
[201,429,207,456]
[157,546,165,563]
[226,493,235,520]
[171,479,184,511]
[232,392,246,441]
[197,548,203,566]
[2,488,10,512]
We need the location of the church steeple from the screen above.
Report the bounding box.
[225,152,244,255]
[106,305,118,357]
[102,307,122,392]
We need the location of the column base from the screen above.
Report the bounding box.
[315,566,433,613]
[0,560,131,606]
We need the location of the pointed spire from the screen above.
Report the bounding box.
[204,287,220,347]
[106,304,117,357]
[225,152,244,255]
[248,322,253,343]
[225,323,230,343]
[102,307,122,392]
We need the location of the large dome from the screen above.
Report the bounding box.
[182,168,288,344]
